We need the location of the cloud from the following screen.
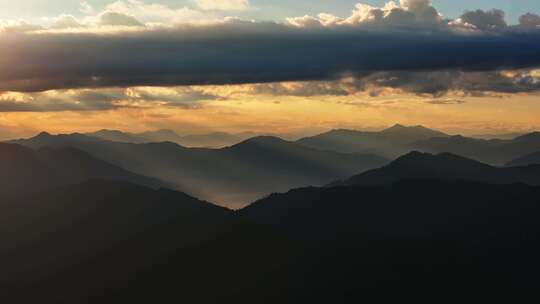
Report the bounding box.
[98,11,144,27]
[459,9,507,31]
[249,82,350,97]
[0,91,123,112]
[196,0,251,11]
[425,99,466,105]
[0,87,222,112]
[99,0,216,25]
[39,1,221,30]
[244,69,540,97]
[287,0,442,28]
[1,2,540,96]
[50,15,85,29]
[0,21,43,33]
[520,13,540,29]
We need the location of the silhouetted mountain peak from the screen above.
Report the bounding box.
[381,124,447,136]
[391,151,486,168]
[94,129,126,135]
[383,123,407,131]
[36,131,53,138]
[514,132,540,142]
[391,150,427,162]
[237,136,290,147]
[334,151,522,187]
[326,129,363,135]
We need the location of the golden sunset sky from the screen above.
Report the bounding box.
[1,0,539,139]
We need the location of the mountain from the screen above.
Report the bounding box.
[87,129,255,148]
[138,129,185,143]
[11,133,388,207]
[87,129,184,144]
[86,129,150,144]
[178,131,249,148]
[241,180,540,298]
[471,132,525,140]
[0,180,296,303]
[412,132,540,165]
[5,170,540,301]
[296,124,449,158]
[507,151,540,167]
[0,143,164,196]
[334,151,540,187]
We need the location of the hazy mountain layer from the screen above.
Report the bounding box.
[0,143,164,196]
[413,132,540,165]
[12,133,388,207]
[297,124,449,158]
[86,129,260,148]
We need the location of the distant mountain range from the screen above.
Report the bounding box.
[11,133,388,207]
[296,125,540,165]
[296,124,450,158]
[334,151,540,187]
[413,132,540,165]
[0,143,164,197]
[471,132,525,140]
[10,124,540,206]
[507,151,540,167]
[86,129,268,148]
[50,124,540,167]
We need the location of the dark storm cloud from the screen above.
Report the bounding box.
[460,9,507,30]
[351,70,540,97]
[1,1,540,94]
[251,70,540,97]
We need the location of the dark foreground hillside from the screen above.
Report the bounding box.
[3,178,540,302]
[0,181,293,304]
[242,180,540,301]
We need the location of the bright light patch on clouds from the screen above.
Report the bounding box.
[196,0,251,11]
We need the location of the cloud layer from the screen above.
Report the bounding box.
[0,0,539,96]
[0,87,221,112]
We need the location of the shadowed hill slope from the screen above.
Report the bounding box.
[507,151,540,167]
[0,180,294,303]
[241,180,540,299]
[0,143,164,196]
[334,151,540,187]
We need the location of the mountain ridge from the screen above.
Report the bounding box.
[0,142,165,197]
[10,132,388,207]
[296,124,449,158]
[334,151,540,187]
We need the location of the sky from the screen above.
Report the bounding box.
[0,0,539,138]
[1,0,539,23]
